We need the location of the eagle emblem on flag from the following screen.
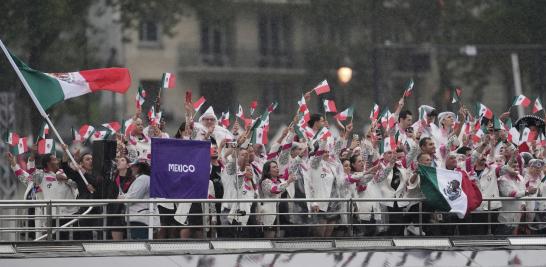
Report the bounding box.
[443,180,461,201]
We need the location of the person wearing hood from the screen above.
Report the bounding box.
[191,106,234,145]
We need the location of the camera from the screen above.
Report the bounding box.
[226,141,238,148]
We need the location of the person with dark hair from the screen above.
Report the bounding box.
[6,150,78,240]
[119,160,152,239]
[467,134,502,235]
[349,154,379,236]
[259,161,295,238]
[418,137,441,167]
[398,110,413,132]
[108,156,134,240]
[60,145,105,240]
[307,113,325,132]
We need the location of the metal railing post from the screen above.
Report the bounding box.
[276,201,281,238]
[55,215,60,240]
[487,199,492,235]
[46,201,53,241]
[348,198,353,236]
[202,201,207,238]
[102,203,108,240]
[418,201,423,236]
[125,201,131,240]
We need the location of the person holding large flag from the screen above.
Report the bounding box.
[419,152,482,236]
[60,145,112,240]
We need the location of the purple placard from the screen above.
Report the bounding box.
[150,138,210,199]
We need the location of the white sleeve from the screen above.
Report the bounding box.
[124,176,149,199]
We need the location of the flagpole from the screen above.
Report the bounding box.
[0,38,91,188]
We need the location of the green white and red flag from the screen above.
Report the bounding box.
[37,122,50,139]
[267,102,279,113]
[533,98,543,113]
[379,134,397,154]
[9,52,131,111]
[298,96,311,123]
[14,137,29,155]
[135,86,146,109]
[78,124,95,142]
[323,99,337,113]
[90,130,110,142]
[193,96,206,112]
[312,80,330,95]
[477,102,493,120]
[403,79,414,97]
[37,138,55,155]
[148,106,162,126]
[512,94,531,107]
[4,131,19,146]
[451,87,462,103]
[102,121,121,133]
[249,100,258,116]
[161,72,176,89]
[335,106,354,121]
[220,111,231,128]
[121,118,135,137]
[236,104,245,119]
[418,165,482,219]
[369,103,380,121]
[72,127,82,143]
[250,112,270,145]
[313,127,332,141]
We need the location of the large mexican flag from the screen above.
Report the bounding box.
[10,52,131,110]
[418,164,482,219]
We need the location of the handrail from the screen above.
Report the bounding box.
[1,196,545,204]
[1,197,545,242]
[34,206,94,241]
